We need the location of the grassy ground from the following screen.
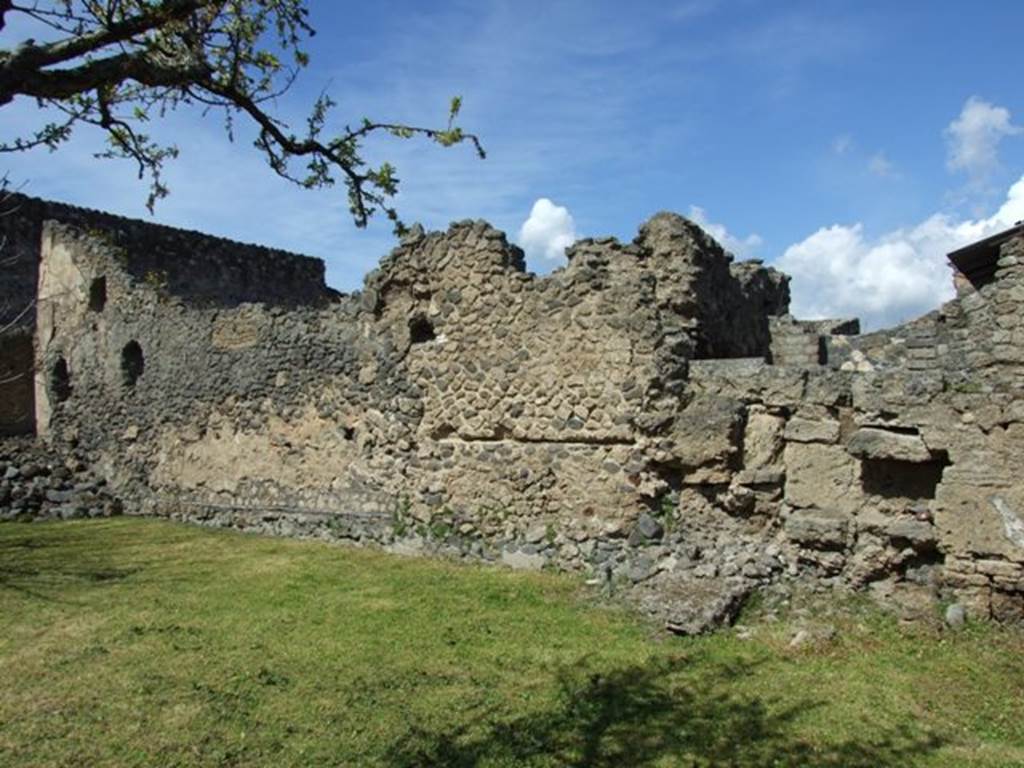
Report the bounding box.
[1,519,1022,767]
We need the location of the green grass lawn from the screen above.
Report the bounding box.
[1,519,1023,767]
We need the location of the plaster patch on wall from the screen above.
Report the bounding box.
[991,495,1024,549]
[212,313,263,350]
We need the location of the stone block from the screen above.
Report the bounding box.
[785,507,849,548]
[934,486,1024,563]
[883,518,938,547]
[846,427,932,462]
[668,395,744,472]
[784,442,860,515]
[501,549,546,571]
[784,417,840,444]
[734,467,785,486]
[742,407,785,469]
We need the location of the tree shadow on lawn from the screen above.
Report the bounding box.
[0,528,140,603]
[385,654,943,768]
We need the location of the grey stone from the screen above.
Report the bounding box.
[501,549,546,571]
[784,417,841,444]
[945,603,966,630]
[847,427,933,463]
[653,578,752,636]
[884,518,937,546]
[634,513,664,542]
[524,524,548,544]
[784,508,848,549]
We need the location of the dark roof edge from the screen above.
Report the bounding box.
[948,221,1024,268]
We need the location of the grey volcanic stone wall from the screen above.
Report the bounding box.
[0,194,336,435]
[10,198,1024,631]
[0,194,334,327]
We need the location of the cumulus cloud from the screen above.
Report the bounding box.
[945,97,1021,183]
[517,198,577,267]
[687,205,763,258]
[777,175,1024,330]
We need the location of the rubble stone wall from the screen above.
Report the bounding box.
[0,194,334,330]
[7,196,1024,631]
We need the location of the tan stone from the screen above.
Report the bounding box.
[784,417,840,444]
[784,442,861,515]
[742,407,785,468]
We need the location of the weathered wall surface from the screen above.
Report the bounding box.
[0,193,337,435]
[0,328,33,435]
[13,197,1024,631]
[0,194,334,325]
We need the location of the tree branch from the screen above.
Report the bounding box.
[2,0,210,71]
[0,0,13,33]
[1,49,209,103]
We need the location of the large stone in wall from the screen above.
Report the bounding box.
[784,417,840,444]
[784,442,861,515]
[934,425,1024,565]
[784,507,850,549]
[688,360,808,408]
[847,427,933,463]
[741,406,785,469]
[936,484,1024,566]
[669,395,744,483]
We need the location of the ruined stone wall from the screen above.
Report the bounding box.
[1,194,337,436]
[694,235,1024,622]
[14,199,1024,631]
[0,194,334,329]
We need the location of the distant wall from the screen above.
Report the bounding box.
[0,194,335,328]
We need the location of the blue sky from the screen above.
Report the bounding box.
[3,0,1024,328]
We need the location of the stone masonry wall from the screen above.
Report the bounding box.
[0,194,337,435]
[10,198,1024,632]
[0,194,334,328]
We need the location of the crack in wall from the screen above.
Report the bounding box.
[440,435,636,447]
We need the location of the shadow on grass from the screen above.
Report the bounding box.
[385,655,943,768]
[0,527,140,603]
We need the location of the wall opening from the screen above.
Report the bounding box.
[1,330,37,436]
[121,341,144,388]
[50,356,72,403]
[88,276,107,312]
[860,455,949,500]
[409,315,436,345]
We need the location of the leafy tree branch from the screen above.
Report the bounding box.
[0,1,484,232]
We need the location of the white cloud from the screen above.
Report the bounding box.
[832,134,853,155]
[945,97,1021,183]
[777,174,1024,330]
[517,198,577,268]
[687,205,763,258]
[868,151,896,178]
